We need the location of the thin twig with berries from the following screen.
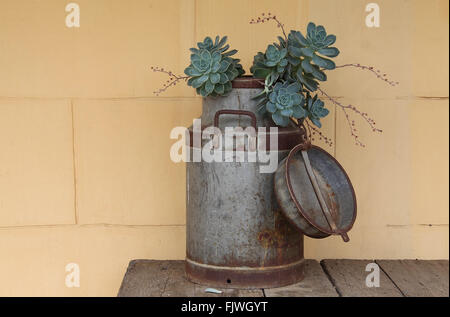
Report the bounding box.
[304,120,334,147]
[250,12,288,40]
[150,66,189,96]
[335,63,399,87]
[317,87,383,147]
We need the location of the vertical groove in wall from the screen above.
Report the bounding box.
[334,103,337,157]
[70,99,78,224]
[300,0,310,27]
[194,0,197,42]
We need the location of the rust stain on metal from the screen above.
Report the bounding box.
[257,210,300,266]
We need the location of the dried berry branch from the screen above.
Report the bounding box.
[305,119,334,147]
[150,66,189,96]
[335,63,399,87]
[250,12,288,40]
[317,87,383,147]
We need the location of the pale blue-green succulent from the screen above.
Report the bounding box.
[266,82,306,127]
[250,44,288,85]
[287,22,339,91]
[305,94,329,128]
[185,36,244,97]
[251,22,337,128]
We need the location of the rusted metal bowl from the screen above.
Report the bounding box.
[274,144,357,241]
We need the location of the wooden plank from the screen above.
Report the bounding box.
[321,259,403,297]
[160,261,263,297]
[376,260,449,297]
[162,261,263,297]
[118,260,263,297]
[117,260,176,297]
[265,260,339,297]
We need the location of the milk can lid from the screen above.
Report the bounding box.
[275,143,357,242]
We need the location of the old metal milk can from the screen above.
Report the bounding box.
[185,77,305,288]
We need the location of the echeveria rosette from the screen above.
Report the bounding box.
[184,36,244,97]
[250,44,288,85]
[305,94,329,128]
[266,82,306,127]
[287,22,340,92]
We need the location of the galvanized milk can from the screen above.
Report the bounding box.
[186,77,306,288]
[185,77,357,289]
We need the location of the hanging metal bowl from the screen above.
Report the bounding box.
[274,143,357,242]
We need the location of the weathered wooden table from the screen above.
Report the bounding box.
[118,259,449,297]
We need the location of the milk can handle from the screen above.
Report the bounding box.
[214,110,257,130]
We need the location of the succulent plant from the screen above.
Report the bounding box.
[287,22,339,91]
[184,36,244,97]
[266,82,306,127]
[250,44,288,85]
[305,94,329,128]
[249,22,338,128]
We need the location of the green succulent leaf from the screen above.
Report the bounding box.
[272,110,290,126]
[217,36,227,49]
[300,47,314,57]
[219,73,229,84]
[287,55,301,66]
[301,59,315,74]
[324,34,336,46]
[317,47,340,57]
[212,51,221,63]
[223,49,238,57]
[280,108,293,117]
[214,84,225,94]
[292,105,307,119]
[286,82,301,94]
[265,60,278,67]
[292,31,309,46]
[200,86,208,97]
[224,81,232,92]
[184,66,201,77]
[266,101,277,113]
[205,80,215,95]
[312,54,336,70]
[307,22,316,37]
[289,46,303,58]
[218,44,230,53]
[209,73,220,84]
[194,74,210,88]
[303,77,319,91]
[311,66,327,81]
[218,60,231,73]
[310,118,322,128]
[187,77,196,86]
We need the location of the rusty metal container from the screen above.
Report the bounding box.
[185,77,305,289]
[274,143,357,241]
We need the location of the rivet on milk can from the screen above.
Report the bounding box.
[185,77,306,289]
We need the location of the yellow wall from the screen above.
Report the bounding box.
[0,0,448,296]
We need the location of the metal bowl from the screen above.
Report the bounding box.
[274,144,357,241]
